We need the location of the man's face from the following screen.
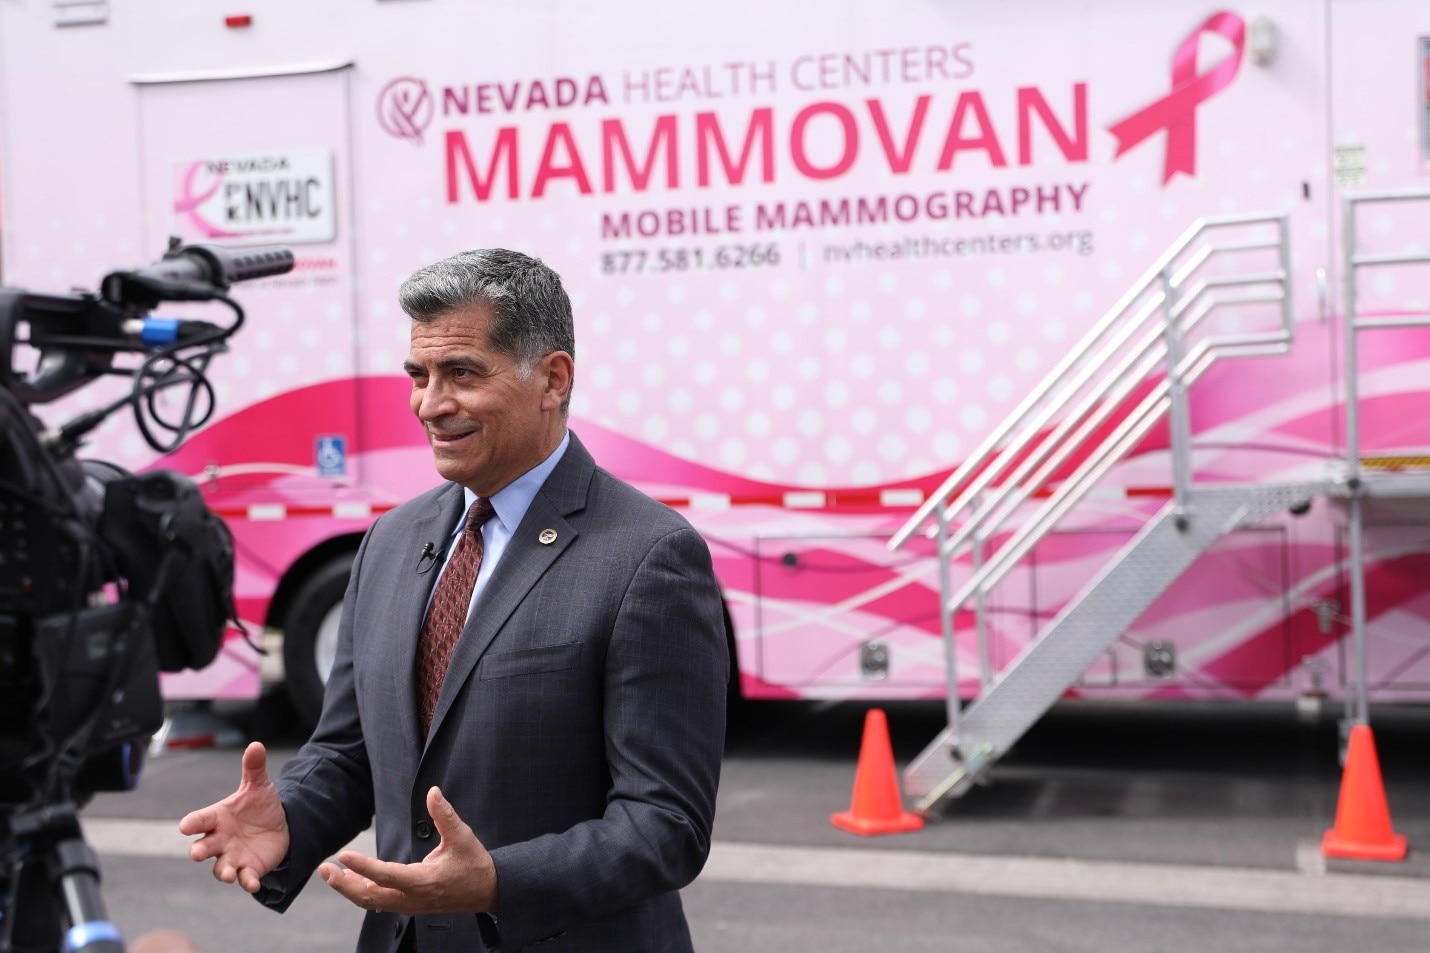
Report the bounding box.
[405,306,570,496]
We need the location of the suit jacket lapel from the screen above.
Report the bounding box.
[425,433,596,746]
[393,482,467,756]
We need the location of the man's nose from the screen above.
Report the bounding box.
[416,381,457,420]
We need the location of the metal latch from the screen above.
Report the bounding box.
[1143,640,1176,678]
[860,640,889,680]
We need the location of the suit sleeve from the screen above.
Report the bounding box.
[487,525,728,950]
[254,522,379,911]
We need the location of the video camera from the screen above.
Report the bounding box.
[0,240,293,953]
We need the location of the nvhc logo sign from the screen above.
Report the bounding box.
[172,149,335,245]
[378,77,434,144]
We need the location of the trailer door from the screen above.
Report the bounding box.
[135,66,364,704]
[132,65,362,491]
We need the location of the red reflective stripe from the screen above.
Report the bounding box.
[208,486,1173,520]
[208,503,399,519]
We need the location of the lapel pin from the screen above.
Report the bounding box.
[538,528,558,545]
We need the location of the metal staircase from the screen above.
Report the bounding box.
[902,481,1329,806]
[889,211,1309,813]
[894,189,1430,813]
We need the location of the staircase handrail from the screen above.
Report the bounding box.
[945,280,1290,564]
[943,321,1293,613]
[890,213,1290,554]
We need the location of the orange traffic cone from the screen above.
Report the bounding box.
[1321,724,1407,861]
[831,708,924,836]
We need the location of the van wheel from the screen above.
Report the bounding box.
[282,555,354,729]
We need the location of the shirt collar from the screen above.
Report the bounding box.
[461,430,570,534]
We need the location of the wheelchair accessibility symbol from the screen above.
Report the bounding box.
[316,435,347,477]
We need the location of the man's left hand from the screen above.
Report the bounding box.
[318,786,497,915]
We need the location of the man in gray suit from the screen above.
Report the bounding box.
[180,249,729,952]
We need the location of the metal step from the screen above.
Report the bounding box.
[905,480,1331,813]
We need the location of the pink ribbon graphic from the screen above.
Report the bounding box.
[1107,11,1245,184]
[174,162,242,239]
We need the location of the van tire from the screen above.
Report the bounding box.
[282,555,354,729]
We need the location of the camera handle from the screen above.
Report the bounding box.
[2,803,124,953]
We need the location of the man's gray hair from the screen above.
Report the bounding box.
[399,248,576,374]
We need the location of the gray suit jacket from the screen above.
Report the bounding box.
[261,432,728,952]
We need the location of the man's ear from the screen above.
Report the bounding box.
[540,351,574,410]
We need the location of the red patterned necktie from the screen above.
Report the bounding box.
[417,497,496,736]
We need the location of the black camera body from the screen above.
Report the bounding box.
[0,242,291,953]
[0,241,291,807]
[0,443,236,805]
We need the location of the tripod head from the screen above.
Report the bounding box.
[2,803,124,953]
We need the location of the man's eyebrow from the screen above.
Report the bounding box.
[403,356,489,375]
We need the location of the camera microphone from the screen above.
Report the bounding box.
[161,244,295,286]
[416,541,438,574]
[101,242,295,309]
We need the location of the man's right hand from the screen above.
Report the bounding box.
[179,741,291,894]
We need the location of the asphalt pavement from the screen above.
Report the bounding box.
[62,696,1430,951]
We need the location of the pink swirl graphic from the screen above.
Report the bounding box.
[377,77,434,144]
[173,161,242,239]
[152,347,1430,705]
[1107,11,1245,184]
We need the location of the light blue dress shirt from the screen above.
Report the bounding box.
[426,430,571,623]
